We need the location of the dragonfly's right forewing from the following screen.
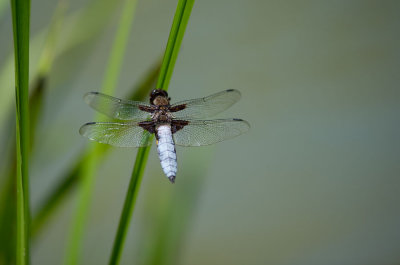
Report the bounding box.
[170,89,241,119]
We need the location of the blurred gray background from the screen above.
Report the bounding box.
[1,0,400,264]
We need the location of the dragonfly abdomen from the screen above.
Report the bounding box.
[156,124,177,183]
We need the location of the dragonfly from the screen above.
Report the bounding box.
[79,89,250,183]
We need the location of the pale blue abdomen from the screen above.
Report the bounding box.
[156,124,177,183]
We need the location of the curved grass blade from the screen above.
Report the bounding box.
[0,3,65,263]
[156,0,194,89]
[144,154,207,265]
[64,1,138,264]
[0,171,16,264]
[0,74,47,265]
[0,0,7,19]
[10,0,31,264]
[1,2,128,261]
[0,0,121,134]
[108,1,195,264]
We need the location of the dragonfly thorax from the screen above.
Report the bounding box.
[152,108,173,123]
[152,96,169,106]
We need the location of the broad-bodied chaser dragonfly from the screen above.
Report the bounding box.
[79,89,249,183]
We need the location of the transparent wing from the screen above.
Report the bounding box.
[79,122,152,147]
[84,92,152,121]
[173,119,250,146]
[171,89,241,119]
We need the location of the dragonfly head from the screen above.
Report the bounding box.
[150,89,170,105]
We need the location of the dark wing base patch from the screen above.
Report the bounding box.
[138,121,156,134]
[171,120,189,134]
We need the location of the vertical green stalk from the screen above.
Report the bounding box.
[156,0,194,89]
[10,0,31,264]
[64,0,138,264]
[0,3,61,262]
[144,154,208,265]
[36,0,66,78]
[108,1,195,264]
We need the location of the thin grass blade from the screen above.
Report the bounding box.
[64,1,138,264]
[108,1,195,264]
[0,73,47,264]
[0,0,7,18]
[156,0,194,89]
[147,172,204,265]
[0,0,120,133]
[0,3,66,263]
[10,0,31,264]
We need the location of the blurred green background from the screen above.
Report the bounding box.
[1,0,400,264]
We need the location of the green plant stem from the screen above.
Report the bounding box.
[10,0,31,264]
[108,1,195,264]
[0,0,120,134]
[36,0,66,77]
[64,0,138,264]
[101,1,137,95]
[0,0,7,18]
[156,0,194,89]
[0,7,65,261]
[145,156,206,265]
[108,146,151,265]
[63,151,96,265]
[0,168,17,264]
